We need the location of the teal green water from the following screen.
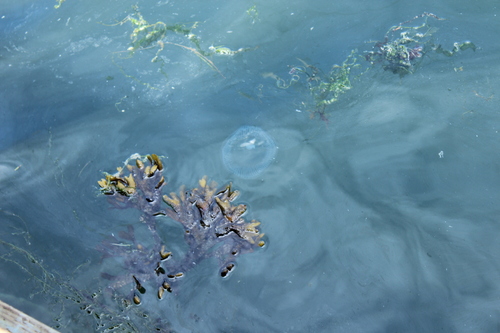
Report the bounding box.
[0,0,499,332]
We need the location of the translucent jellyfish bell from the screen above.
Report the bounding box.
[222,126,276,179]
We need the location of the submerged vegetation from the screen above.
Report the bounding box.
[54,0,66,9]
[264,50,364,121]
[3,6,482,331]
[266,12,476,121]
[0,153,266,332]
[56,5,476,121]
[97,154,265,305]
[364,13,476,76]
[106,6,257,88]
[246,5,260,24]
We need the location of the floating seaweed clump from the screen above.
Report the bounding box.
[265,49,363,122]
[365,12,476,77]
[97,154,265,305]
[266,12,476,121]
[106,5,258,88]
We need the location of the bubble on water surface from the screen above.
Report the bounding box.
[222,126,276,179]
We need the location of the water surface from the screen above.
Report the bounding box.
[0,0,499,332]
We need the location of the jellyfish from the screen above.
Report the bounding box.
[222,126,276,179]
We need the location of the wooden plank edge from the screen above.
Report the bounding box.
[0,299,60,333]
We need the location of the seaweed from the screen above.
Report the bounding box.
[364,12,475,77]
[0,222,130,331]
[246,5,259,24]
[265,49,365,122]
[54,0,66,9]
[97,154,265,304]
[105,6,259,87]
[266,12,476,121]
[432,41,476,57]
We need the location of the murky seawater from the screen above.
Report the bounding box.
[1,0,499,332]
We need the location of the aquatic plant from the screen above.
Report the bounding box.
[104,6,221,86]
[246,5,259,24]
[97,154,265,305]
[54,0,66,9]
[0,209,141,331]
[364,12,476,77]
[264,49,365,121]
[432,41,476,57]
[105,6,258,88]
[222,126,277,179]
[266,12,476,121]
